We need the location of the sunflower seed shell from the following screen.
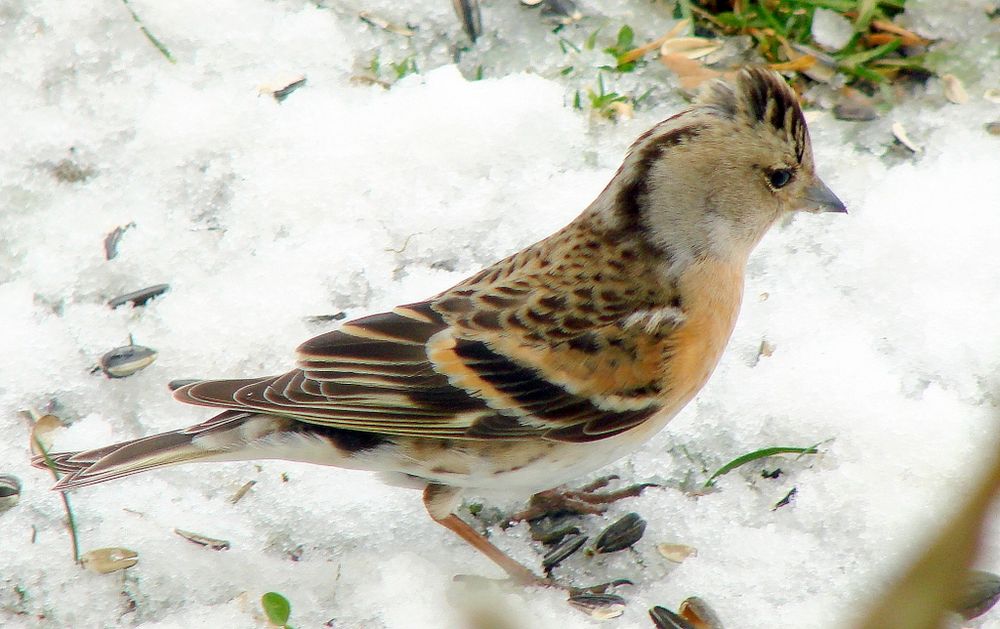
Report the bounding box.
[649,606,696,629]
[0,475,22,513]
[953,570,1000,620]
[568,593,626,619]
[99,344,157,378]
[593,512,646,553]
[542,533,588,569]
[174,528,231,551]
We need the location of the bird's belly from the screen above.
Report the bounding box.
[382,409,679,495]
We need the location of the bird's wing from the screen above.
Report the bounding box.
[176,227,684,443]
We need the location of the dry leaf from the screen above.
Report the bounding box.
[620,20,691,65]
[660,53,725,91]
[660,37,723,60]
[30,413,65,455]
[769,55,816,72]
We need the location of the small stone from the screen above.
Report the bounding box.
[833,101,878,122]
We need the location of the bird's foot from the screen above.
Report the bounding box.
[511,475,658,523]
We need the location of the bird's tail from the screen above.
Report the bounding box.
[31,411,266,491]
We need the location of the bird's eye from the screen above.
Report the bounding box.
[768,168,794,189]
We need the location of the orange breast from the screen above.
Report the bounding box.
[664,258,744,407]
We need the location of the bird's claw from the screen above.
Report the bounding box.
[511,476,659,522]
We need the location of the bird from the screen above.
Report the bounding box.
[33,67,845,587]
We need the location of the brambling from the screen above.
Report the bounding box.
[34,67,845,585]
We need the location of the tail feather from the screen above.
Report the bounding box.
[30,411,268,491]
[32,430,215,490]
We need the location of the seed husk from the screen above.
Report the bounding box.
[228,480,257,504]
[985,121,1000,136]
[530,516,581,544]
[679,596,724,628]
[304,312,347,325]
[941,74,969,105]
[0,475,22,513]
[952,570,1000,620]
[174,528,231,551]
[593,512,646,553]
[103,222,135,260]
[657,542,698,564]
[542,533,588,570]
[30,413,66,455]
[99,344,157,378]
[650,606,696,629]
[107,284,170,309]
[81,547,139,574]
[358,11,414,36]
[660,37,723,60]
[567,593,626,619]
[891,121,922,153]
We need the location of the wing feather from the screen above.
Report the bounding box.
[174,227,680,444]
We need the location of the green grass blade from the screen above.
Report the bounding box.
[121,0,175,63]
[34,438,81,563]
[704,445,820,488]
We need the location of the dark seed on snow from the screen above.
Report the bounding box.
[593,512,646,553]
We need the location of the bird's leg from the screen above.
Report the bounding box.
[424,484,633,596]
[423,484,546,586]
[510,475,658,523]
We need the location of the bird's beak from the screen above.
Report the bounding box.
[802,178,847,213]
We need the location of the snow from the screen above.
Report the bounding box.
[2,1,1000,627]
[811,9,853,52]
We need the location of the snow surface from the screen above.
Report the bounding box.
[2,1,1000,627]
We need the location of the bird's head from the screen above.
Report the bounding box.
[605,67,845,267]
